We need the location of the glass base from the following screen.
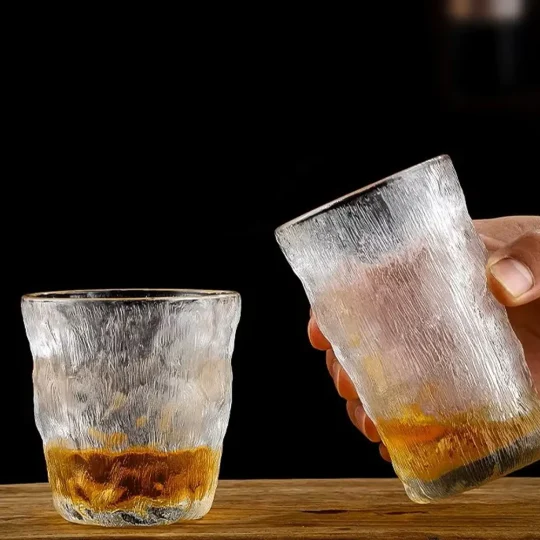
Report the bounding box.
[53,494,214,526]
[402,427,540,503]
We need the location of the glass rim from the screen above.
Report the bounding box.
[22,288,240,302]
[275,154,450,233]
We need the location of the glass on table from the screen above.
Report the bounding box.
[22,289,241,526]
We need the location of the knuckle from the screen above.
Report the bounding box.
[508,229,540,257]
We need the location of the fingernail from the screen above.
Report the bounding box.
[363,416,381,443]
[379,444,391,462]
[333,362,340,382]
[354,405,364,427]
[490,258,534,298]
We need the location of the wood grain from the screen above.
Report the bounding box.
[1,478,539,539]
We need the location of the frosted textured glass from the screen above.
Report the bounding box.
[22,289,241,526]
[276,155,540,502]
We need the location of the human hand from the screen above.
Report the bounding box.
[307,216,540,461]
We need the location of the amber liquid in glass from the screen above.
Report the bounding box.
[45,445,220,516]
[377,402,540,485]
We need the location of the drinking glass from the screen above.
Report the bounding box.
[275,155,540,502]
[22,289,241,526]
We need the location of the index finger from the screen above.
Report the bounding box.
[308,317,332,350]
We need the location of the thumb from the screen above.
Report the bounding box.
[486,228,540,307]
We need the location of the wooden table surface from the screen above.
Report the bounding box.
[1,478,539,539]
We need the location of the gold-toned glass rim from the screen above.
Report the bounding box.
[22,289,240,302]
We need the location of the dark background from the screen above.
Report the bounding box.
[3,3,539,485]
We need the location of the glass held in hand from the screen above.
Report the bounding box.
[275,155,540,503]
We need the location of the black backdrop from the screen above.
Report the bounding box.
[3,4,539,485]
